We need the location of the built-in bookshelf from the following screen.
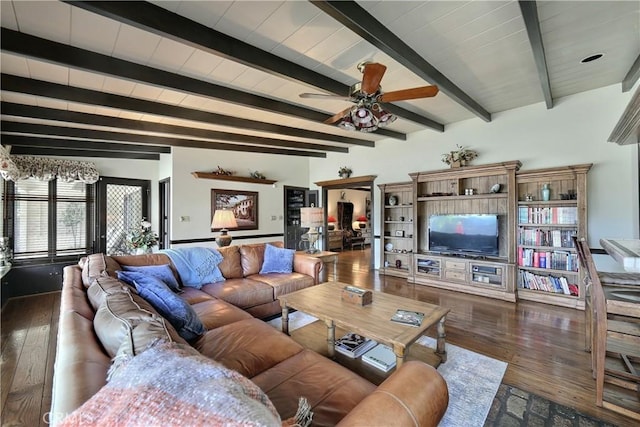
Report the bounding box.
[378,182,414,279]
[515,164,592,310]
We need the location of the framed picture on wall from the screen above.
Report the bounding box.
[211,189,258,231]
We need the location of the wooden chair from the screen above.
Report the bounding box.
[574,237,640,420]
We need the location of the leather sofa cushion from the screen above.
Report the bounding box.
[248,273,314,298]
[93,286,185,359]
[239,244,266,276]
[239,241,283,276]
[50,311,113,424]
[87,276,134,311]
[61,266,95,320]
[81,253,121,287]
[252,349,376,426]
[179,287,215,305]
[190,299,253,330]
[245,301,281,319]
[201,278,274,309]
[194,318,303,378]
[217,245,243,279]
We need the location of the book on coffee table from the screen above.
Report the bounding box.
[362,343,396,372]
[390,309,425,327]
[334,332,377,358]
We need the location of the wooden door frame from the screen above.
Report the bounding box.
[314,175,377,271]
[158,178,170,250]
[95,177,150,254]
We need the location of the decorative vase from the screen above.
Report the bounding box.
[395,259,402,268]
[340,172,351,179]
[134,247,150,255]
[450,161,461,168]
[541,184,550,201]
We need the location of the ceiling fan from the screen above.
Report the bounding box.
[299,62,439,132]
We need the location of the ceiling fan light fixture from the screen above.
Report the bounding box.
[352,105,375,125]
[359,124,378,133]
[372,103,396,127]
[337,115,356,131]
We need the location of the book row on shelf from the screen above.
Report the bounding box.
[518,206,577,225]
[519,270,579,296]
[518,248,578,271]
[518,228,576,248]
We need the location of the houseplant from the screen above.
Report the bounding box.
[338,166,352,178]
[441,145,478,168]
[127,218,159,254]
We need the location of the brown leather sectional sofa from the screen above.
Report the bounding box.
[51,242,448,426]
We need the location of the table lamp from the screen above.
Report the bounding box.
[211,210,238,247]
[327,215,337,230]
[300,205,323,253]
[357,215,367,229]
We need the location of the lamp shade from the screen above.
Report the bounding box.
[300,207,323,228]
[356,215,367,222]
[327,215,337,223]
[211,210,237,247]
[211,210,238,230]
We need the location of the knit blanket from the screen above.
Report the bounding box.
[59,341,312,427]
[161,247,225,288]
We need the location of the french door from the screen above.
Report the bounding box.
[95,177,150,254]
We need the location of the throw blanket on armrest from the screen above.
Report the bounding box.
[161,247,225,288]
[58,341,312,427]
[58,341,281,427]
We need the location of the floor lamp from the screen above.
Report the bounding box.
[300,205,323,253]
[211,210,238,247]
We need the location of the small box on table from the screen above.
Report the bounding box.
[341,285,372,306]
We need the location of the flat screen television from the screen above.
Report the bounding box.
[428,214,499,256]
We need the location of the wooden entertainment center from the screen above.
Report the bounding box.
[379,161,591,309]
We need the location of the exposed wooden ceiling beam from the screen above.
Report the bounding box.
[518,0,553,109]
[622,54,640,93]
[0,103,348,153]
[6,139,160,160]
[0,123,326,158]
[0,27,404,141]
[66,0,443,132]
[1,74,371,147]
[0,132,169,154]
[311,0,491,122]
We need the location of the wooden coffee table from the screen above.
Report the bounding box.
[277,281,450,369]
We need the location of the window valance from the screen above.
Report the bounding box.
[0,145,99,184]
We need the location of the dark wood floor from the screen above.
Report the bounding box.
[0,248,635,426]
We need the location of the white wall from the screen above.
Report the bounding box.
[169,147,309,246]
[309,84,638,267]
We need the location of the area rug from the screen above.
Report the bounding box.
[267,312,507,427]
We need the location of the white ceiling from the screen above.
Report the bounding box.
[0,0,638,158]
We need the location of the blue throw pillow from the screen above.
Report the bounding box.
[116,271,205,341]
[122,264,180,292]
[259,244,295,274]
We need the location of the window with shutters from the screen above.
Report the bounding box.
[4,179,94,261]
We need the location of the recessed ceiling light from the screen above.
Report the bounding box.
[580,53,604,63]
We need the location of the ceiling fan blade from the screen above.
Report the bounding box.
[360,63,387,95]
[324,107,352,125]
[299,93,352,101]
[379,86,439,103]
